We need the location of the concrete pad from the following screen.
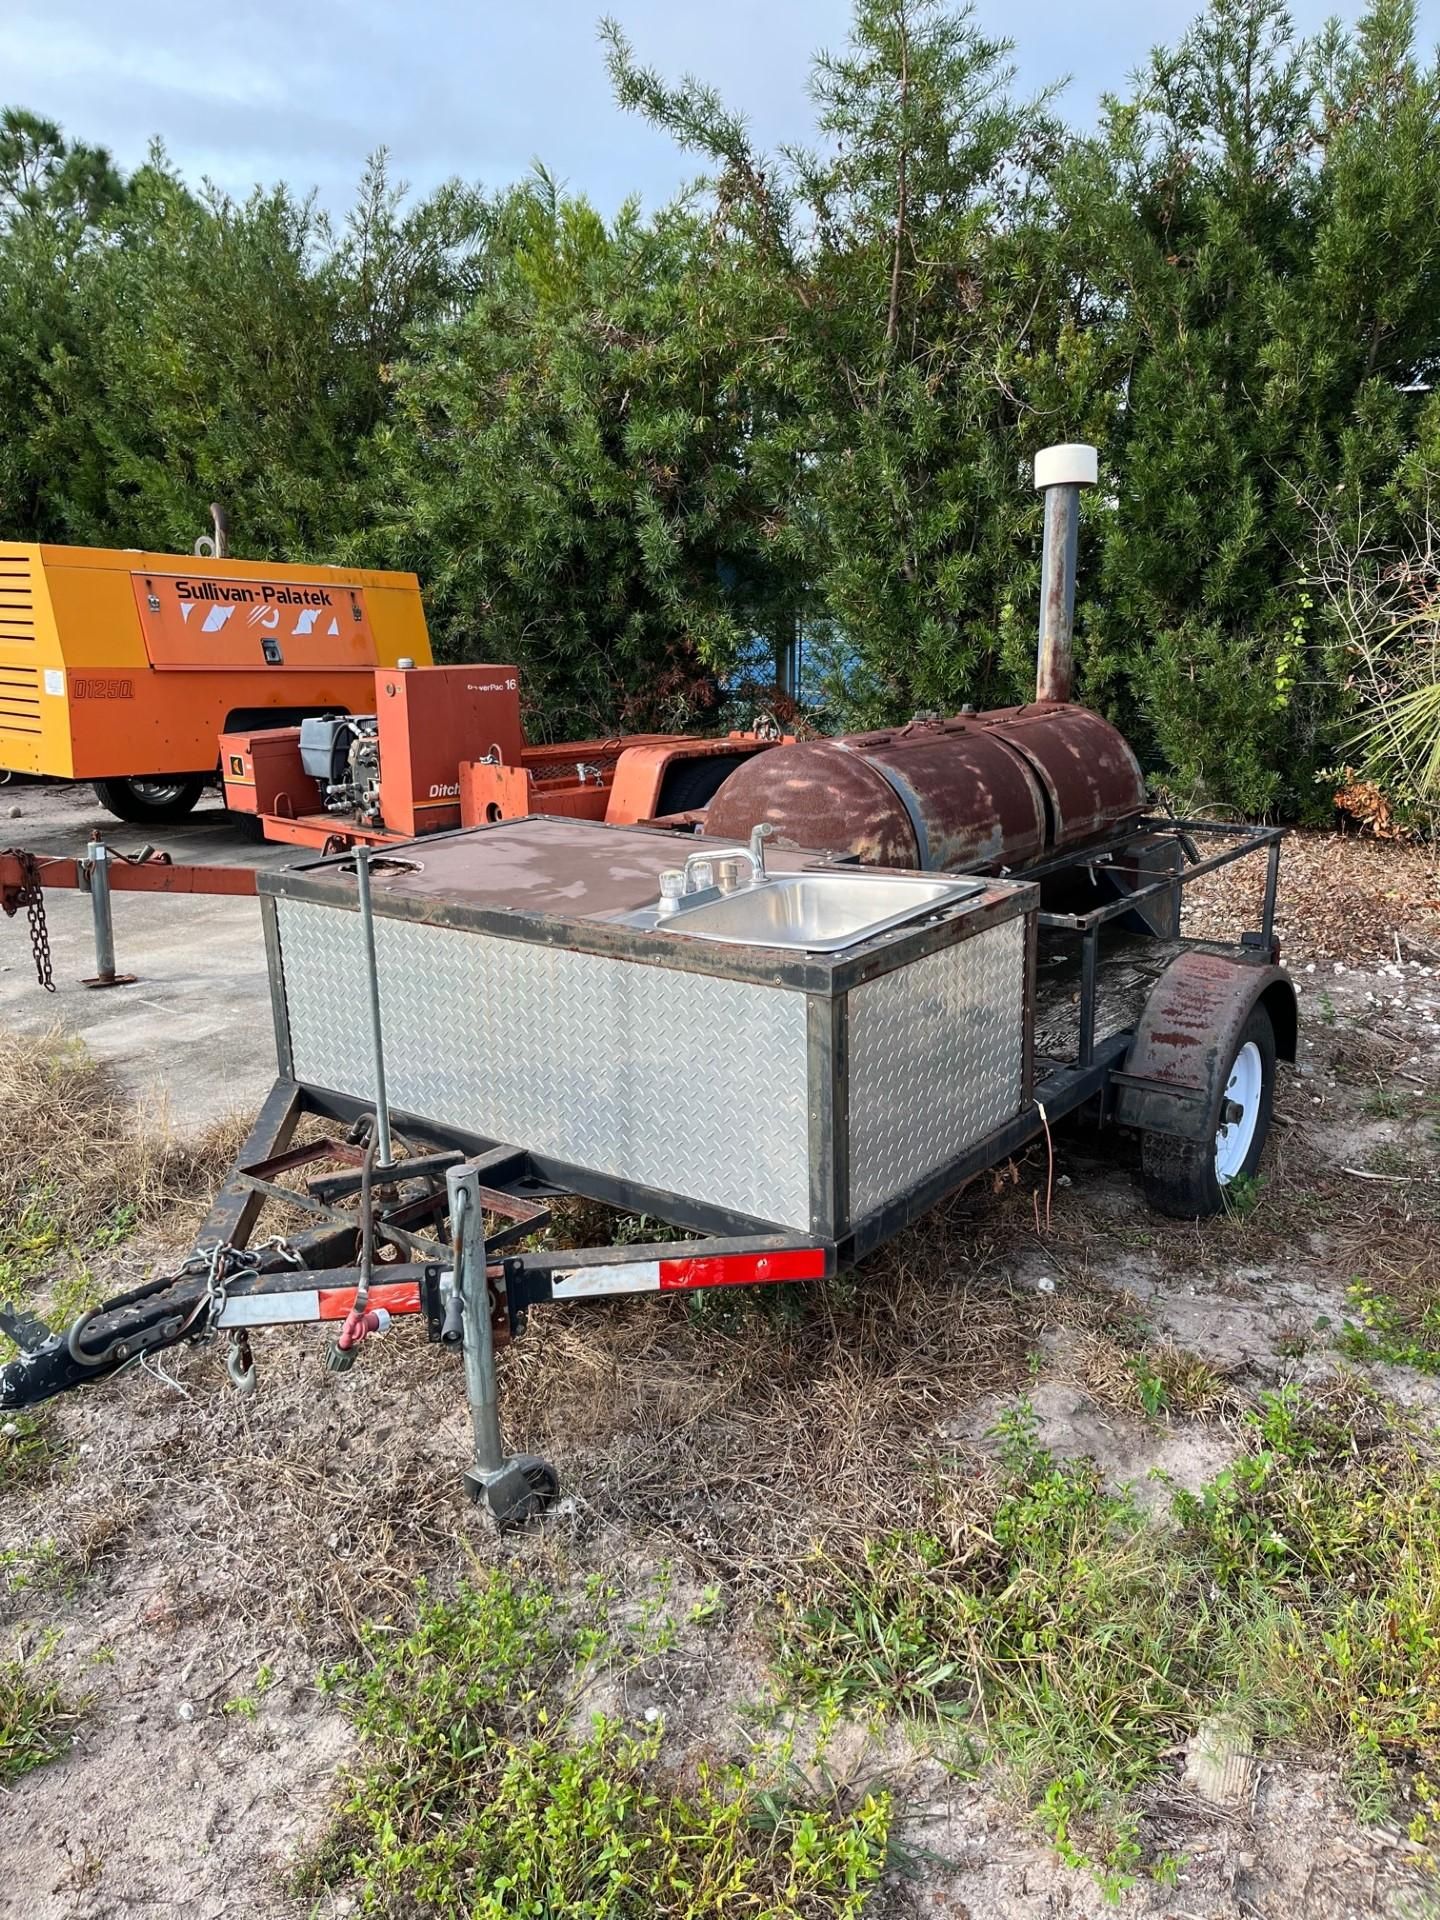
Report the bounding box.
[0,779,300,1130]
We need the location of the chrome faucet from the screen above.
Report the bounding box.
[678,823,776,899]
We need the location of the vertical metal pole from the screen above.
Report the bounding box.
[775,615,799,703]
[1078,925,1099,1069]
[352,846,393,1169]
[81,837,135,988]
[447,1165,505,1478]
[1261,838,1281,950]
[1034,445,1098,705]
[88,838,114,980]
[1036,486,1079,703]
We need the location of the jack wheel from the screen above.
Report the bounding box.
[1140,1004,1277,1219]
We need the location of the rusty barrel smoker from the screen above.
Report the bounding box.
[704,702,1145,875]
[704,444,1146,877]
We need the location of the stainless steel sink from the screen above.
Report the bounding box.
[655,869,984,952]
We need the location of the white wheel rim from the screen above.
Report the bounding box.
[1215,1040,1263,1184]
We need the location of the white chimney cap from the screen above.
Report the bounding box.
[1034,443,1099,490]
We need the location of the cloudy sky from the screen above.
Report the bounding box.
[9,0,1440,216]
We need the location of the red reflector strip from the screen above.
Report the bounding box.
[316,1280,421,1322]
[657,1247,827,1291]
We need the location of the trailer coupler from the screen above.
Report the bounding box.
[0,1241,312,1411]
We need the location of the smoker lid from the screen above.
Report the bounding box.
[258,815,848,923]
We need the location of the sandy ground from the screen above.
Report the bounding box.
[2,820,1440,1919]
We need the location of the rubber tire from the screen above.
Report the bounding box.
[1140,1003,1277,1220]
[93,775,209,824]
[656,752,752,817]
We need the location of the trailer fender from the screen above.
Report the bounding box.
[1114,950,1297,1143]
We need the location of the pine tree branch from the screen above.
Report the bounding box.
[886,4,911,352]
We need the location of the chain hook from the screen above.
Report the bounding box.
[225,1331,256,1396]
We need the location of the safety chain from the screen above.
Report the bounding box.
[1,850,54,992]
[188,1235,305,1338]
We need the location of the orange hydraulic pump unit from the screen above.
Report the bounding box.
[221,663,523,845]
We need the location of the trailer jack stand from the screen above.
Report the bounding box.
[447,1162,558,1530]
[81,840,137,989]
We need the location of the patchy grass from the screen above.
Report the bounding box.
[0,1495,140,1621]
[299,1567,890,1919]
[0,1028,246,1337]
[502,1199,1043,1586]
[0,1642,80,1784]
[771,1385,1440,1898]
[0,1411,55,1488]
[1068,1329,1232,1423]
[1338,1280,1440,1374]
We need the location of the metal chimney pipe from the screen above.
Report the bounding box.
[1033,443,1098,703]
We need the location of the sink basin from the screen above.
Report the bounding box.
[656,869,983,952]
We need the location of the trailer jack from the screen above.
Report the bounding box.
[447,1161,558,1527]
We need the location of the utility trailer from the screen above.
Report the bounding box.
[0,809,1294,1526]
[0,443,1298,1525]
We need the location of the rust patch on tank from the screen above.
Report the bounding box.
[704,741,918,866]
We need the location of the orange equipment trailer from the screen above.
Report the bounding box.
[0,542,432,823]
[219,661,786,851]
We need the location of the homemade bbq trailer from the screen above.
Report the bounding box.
[0,446,1297,1526]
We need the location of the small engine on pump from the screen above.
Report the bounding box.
[299,714,383,825]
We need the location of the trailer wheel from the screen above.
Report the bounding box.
[94,775,209,823]
[1141,1003,1277,1219]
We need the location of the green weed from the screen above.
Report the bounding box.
[0,1644,79,1784]
[1128,1353,1169,1419]
[300,1569,890,1918]
[1124,1345,1226,1421]
[1338,1283,1440,1375]
[1363,1083,1408,1121]
[0,1411,55,1488]
[1221,1171,1266,1220]
[773,1388,1440,1895]
[0,1539,73,1601]
[223,1661,278,1719]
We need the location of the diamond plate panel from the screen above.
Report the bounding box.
[274,900,813,1228]
[847,918,1026,1220]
